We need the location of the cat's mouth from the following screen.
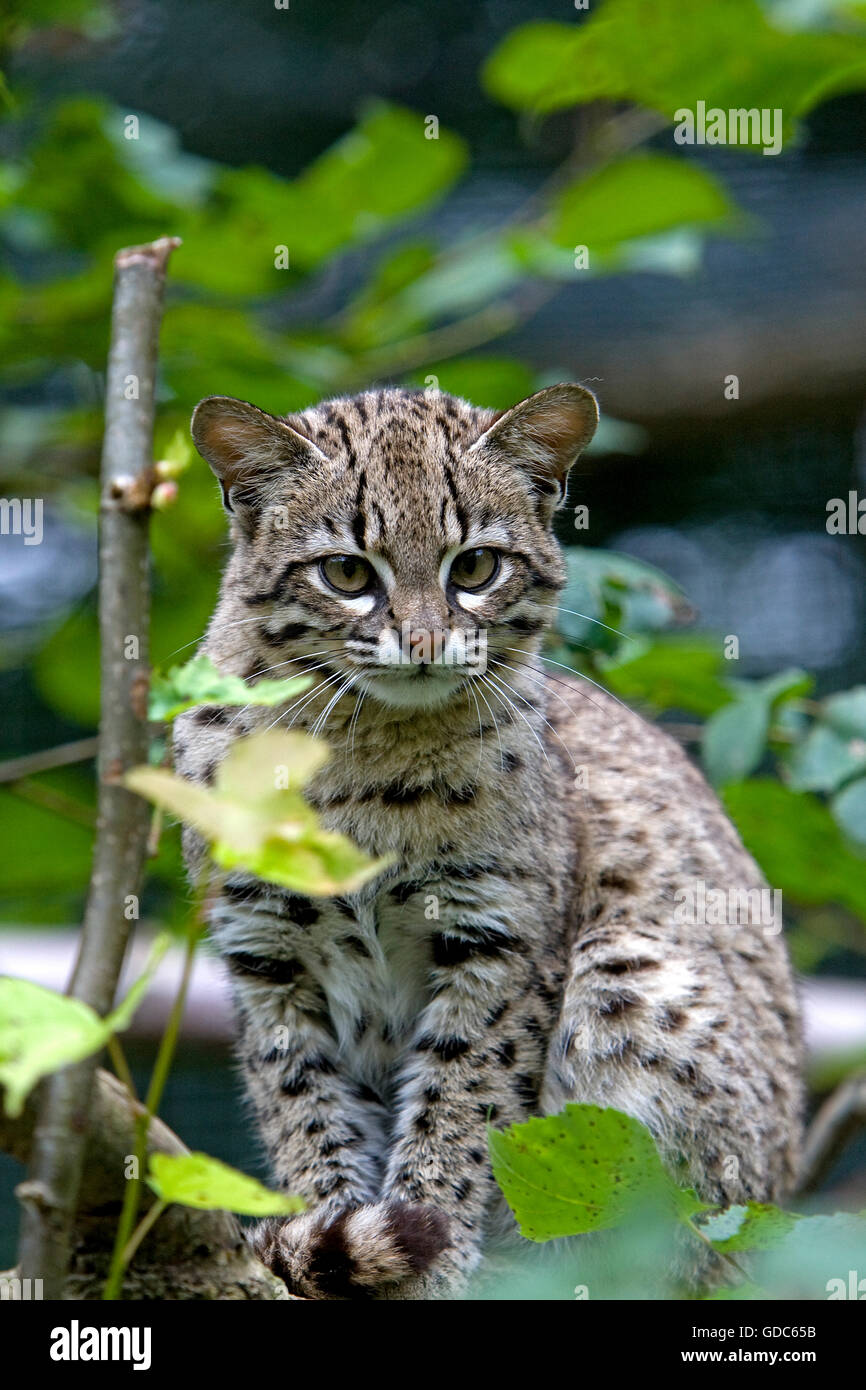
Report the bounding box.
[360,663,472,710]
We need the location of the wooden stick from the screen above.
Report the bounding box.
[16,237,180,1298]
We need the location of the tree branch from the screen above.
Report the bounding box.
[16,236,180,1298]
[3,1070,288,1300]
[798,1069,866,1195]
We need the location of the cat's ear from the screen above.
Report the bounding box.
[471,383,599,517]
[191,396,327,529]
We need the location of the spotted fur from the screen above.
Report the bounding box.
[175,384,803,1299]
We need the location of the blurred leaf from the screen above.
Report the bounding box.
[558,549,693,654]
[703,692,770,785]
[125,731,392,896]
[179,102,467,287]
[488,1103,703,1242]
[788,724,866,791]
[822,685,866,739]
[702,668,811,785]
[552,154,735,253]
[482,0,866,140]
[696,1202,800,1252]
[149,654,311,723]
[0,934,168,1117]
[723,779,866,921]
[602,637,731,715]
[831,776,866,845]
[409,357,536,410]
[147,1152,304,1216]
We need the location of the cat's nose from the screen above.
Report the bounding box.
[390,589,449,633]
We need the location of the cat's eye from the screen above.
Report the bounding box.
[320,554,374,595]
[450,547,500,592]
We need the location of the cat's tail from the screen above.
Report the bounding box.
[251,1200,450,1299]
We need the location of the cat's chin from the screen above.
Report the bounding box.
[364,671,468,711]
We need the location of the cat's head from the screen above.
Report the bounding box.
[191,384,597,712]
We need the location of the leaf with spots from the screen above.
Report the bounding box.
[147,1151,305,1216]
[488,1103,704,1242]
[125,730,392,896]
[149,652,312,722]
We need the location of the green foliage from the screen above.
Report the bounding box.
[723,780,866,920]
[489,1104,866,1299]
[147,1152,304,1217]
[0,934,169,1116]
[552,154,735,257]
[148,654,311,723]
[488,1103,702,1242]
[482,0,866,134]
[125,730,392,896]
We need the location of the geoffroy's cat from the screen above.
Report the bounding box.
[175,383,802,1299]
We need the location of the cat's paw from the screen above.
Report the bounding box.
[250,1200,451,1299]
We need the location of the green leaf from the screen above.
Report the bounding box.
[553,154,735,254]
[823,685,866,739]
[696,1202,800,1252]
[482,0,866,142]
[702,693,770,786]
[723,779,866,922]
[147,1152,304,1216]
[601,637,732,715]
[488,1103,703,1242]
[182,102,468,280]
[831,776,866,846]
[788,724,866,792]
[0,934,169,1117]
[148,653,311,723]
[558,549,693,654]
[125,731,392,896]
[702,668,810,785]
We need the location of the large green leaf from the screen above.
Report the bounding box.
[125,731,392,896]
[723,779,866,921]
[0,934,169,1117]
[552,154,734,254]
[482,0,866,139]
[488,1103,703,1242]
[147,1152,304,1216]
[601,637,732,715]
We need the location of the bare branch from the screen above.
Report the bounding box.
[16,236,180,1297]
[0,737,99,784]
[798,1070,866,1195]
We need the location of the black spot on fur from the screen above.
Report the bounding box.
[417,1034,471,1061]
[225,952,301,986]
[495,1039,517,1068]
[600,958,660,975]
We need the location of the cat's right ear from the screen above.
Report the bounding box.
[191,396,327,529]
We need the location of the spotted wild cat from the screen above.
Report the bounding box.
[174,383,802,1299]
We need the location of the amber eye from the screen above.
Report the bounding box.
[320,554,374,595]
[450,547,500,592]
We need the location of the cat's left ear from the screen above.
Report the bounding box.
[470,383,599,518]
